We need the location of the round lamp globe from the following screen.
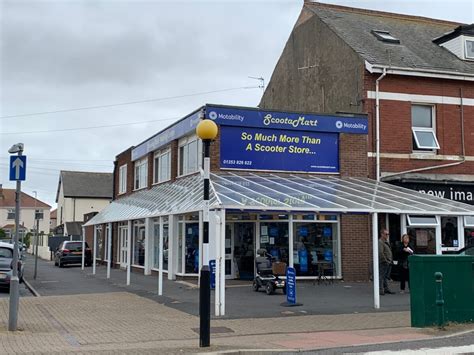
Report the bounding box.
[196,120,218,140]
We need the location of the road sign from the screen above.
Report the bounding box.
[9,156,26,181]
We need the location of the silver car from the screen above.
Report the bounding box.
[0,242,24,288]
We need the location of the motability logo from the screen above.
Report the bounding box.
[262,114,318,128]
[335,121,343,129]
[208,110,244,122]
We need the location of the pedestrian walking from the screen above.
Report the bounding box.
[398,234,414,293]
[378,228,394,295]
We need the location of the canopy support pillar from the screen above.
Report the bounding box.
[372,212,380,309]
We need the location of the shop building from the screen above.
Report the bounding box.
[259,2,474,252]
[84,104,474,297]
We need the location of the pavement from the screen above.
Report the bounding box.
[0,255,471,354]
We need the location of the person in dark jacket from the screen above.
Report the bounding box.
[398,234,414,293]
[378,228,394,295]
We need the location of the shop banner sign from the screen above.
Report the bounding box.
[220,126,339,173]
[206,105,368,134]
[132,110,201,161]
[286,267,296,304]
[210,259,216,289]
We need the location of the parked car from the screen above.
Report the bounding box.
[0,241,24,288]
[54,241,92,267]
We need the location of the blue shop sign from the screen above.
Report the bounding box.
[132,110,201,161]
[286,267,296,304]
[206,105,368,134]
[220,126,339,173]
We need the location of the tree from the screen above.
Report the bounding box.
[0,229,5,239]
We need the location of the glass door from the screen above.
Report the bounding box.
[225,224,234,278]
[233,223,254,280]
[119,227,128,268]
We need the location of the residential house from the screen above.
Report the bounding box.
[259,1,474,251]
[0,184,51,241]
[55,171,113,237]
[50,208,57,233]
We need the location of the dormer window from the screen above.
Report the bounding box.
[372,30,400,44]
[433,24,474,61]
[465,39,474,60]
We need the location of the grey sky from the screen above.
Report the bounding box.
[1,0,473,208]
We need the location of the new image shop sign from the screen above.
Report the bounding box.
[220,126,339,173]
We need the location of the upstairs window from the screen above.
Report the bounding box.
[119,164,127,194]
[7,209,15,220]
[411,104,440,151]
[134,158,148,190]
[465,39,474,60]
[153,148,171,184]
[178,135,200,177]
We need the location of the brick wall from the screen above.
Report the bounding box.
[363,73,474,178]
[340,214,371,281]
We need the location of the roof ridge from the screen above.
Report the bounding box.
[304,1,463,27]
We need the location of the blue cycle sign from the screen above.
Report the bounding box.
[286,267,296,304]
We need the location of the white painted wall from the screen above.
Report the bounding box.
[57,182,110,227]
[0,207,51,234]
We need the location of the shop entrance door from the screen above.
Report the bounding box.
[119,226,128,269]
[225,222,255,279]
[224,224,233,279]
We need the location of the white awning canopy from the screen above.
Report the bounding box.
[84,171,474,226]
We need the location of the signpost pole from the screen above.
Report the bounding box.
[8,143,25,332]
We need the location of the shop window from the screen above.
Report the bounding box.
[153,148,171,184]
[132,221,145,267]
[407,228,436,254]
[464,216,474,228]
[259,222,289,266]
[184,223,199,273]
[441,217,458,248]
[134,158,148,190]
[407,215,438,226]
[119,164,127,194]
[411,105,439,151]
[293,223,337,277]
[178,135,200,177]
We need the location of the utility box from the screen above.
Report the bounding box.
[409,255,474,327]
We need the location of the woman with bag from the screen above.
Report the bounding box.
[399,234,414,293]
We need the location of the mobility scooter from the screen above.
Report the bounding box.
[252,249,286,295]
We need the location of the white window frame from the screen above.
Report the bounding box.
[465,38,474,60]
[119,164,127,194]
[178,135,201,177]
[407,215,439,227]
[7,209,15,220]
[153,148,171,184]
[411,104,439,151]
[134,158,148,190]
[463,216,474,227]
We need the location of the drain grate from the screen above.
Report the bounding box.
[192,326,234,334]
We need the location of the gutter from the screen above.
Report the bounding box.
[365,61,474,82]
[375,68,386,181]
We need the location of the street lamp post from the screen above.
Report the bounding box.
[196,118,218,348]
[8,143,24,331]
